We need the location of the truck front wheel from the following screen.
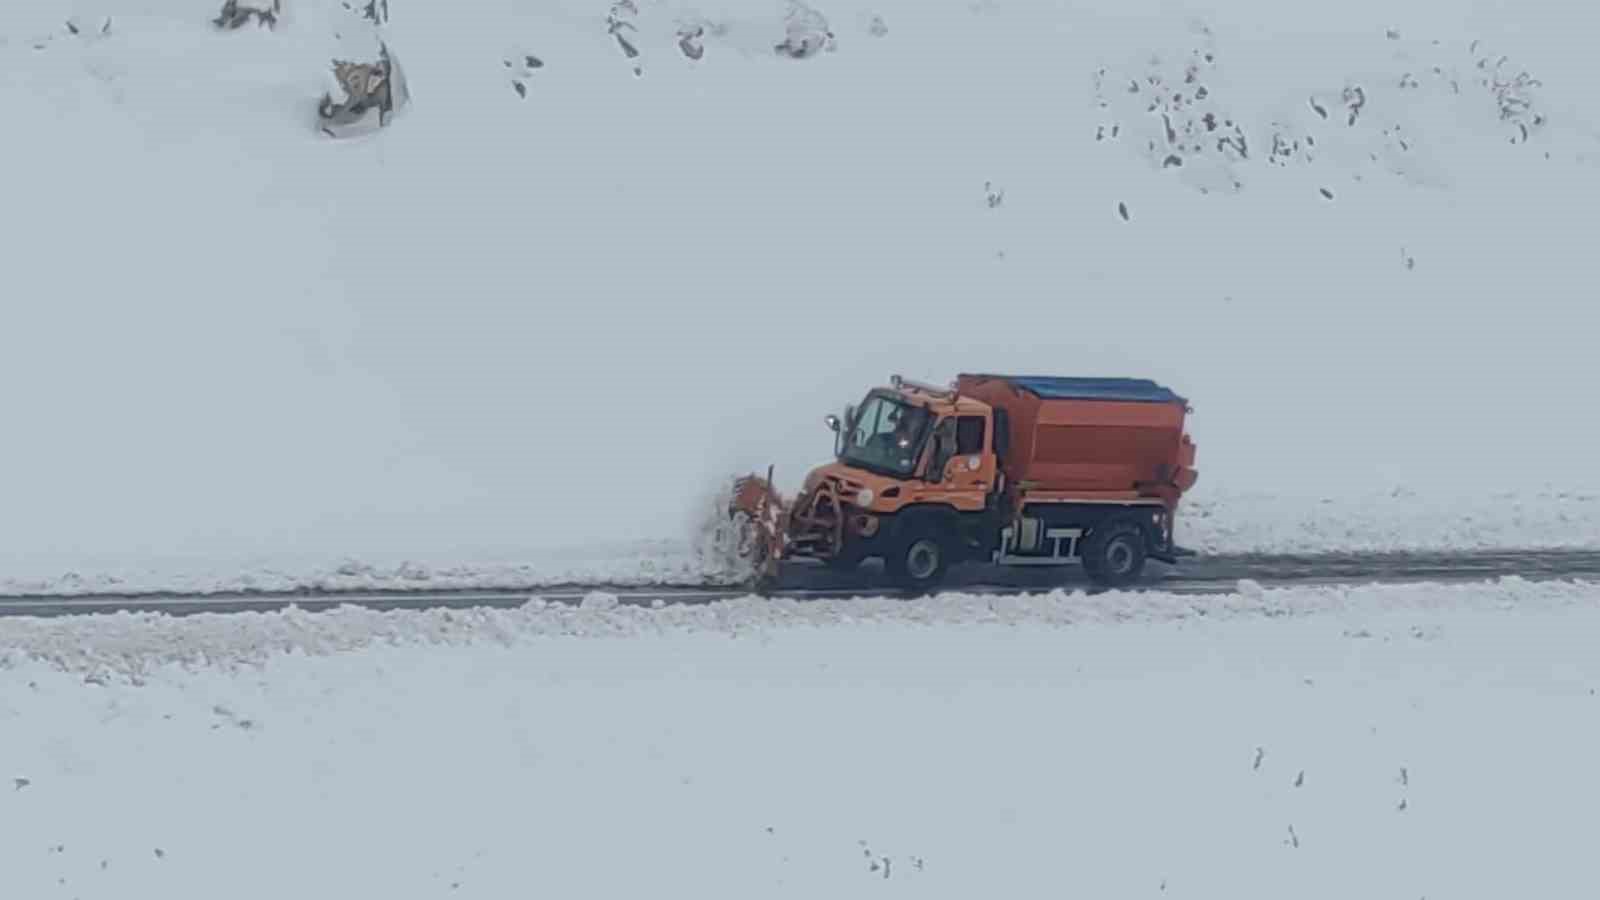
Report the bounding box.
[1081,519,1148,588]
[886,533,950,591]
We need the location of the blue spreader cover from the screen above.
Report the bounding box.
[986,375,1187,405]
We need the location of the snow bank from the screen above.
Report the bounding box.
[3,579,1599,898]
[1181,485,1600,555]
[4,0,1598,592]
[0,540,732,597]
[4,485,1598,597]
[2,577,1594,678]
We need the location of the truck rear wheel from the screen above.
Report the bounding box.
[1082,518,1148,588]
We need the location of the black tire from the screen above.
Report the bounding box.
[885,529,951,591]
[1081,518,1148,588]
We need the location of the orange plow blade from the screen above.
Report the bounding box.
[726,467,788,581]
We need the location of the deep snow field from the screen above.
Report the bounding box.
[4,578,1600,898]
[3,0,1599,594]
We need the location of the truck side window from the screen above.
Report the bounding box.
[956,416,986,455]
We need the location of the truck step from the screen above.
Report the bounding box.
[1149,545,1198,565]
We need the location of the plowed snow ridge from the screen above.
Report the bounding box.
[2,578,1595,678]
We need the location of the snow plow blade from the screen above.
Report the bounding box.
[725,468,788,583]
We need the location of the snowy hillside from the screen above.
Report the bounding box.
[4,578,1600,897]
[4,0,1599,592]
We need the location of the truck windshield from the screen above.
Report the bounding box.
[839,394,932,477]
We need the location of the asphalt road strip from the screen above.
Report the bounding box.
[3,548,1599,618]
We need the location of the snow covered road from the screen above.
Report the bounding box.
[3,548,1599,618]
[3,579,1599,899]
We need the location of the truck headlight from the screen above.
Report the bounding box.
[856,488,875,506]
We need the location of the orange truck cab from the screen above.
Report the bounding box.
[731,373,1198,589]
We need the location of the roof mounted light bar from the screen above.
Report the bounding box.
[889,374,957,399]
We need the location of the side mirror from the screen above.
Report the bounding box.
[825,414,841,432]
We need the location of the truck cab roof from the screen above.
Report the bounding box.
[882,381,992,418]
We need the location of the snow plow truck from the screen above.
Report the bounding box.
[727,373,1198,589]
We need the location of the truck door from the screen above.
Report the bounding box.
[931,414,995,510]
